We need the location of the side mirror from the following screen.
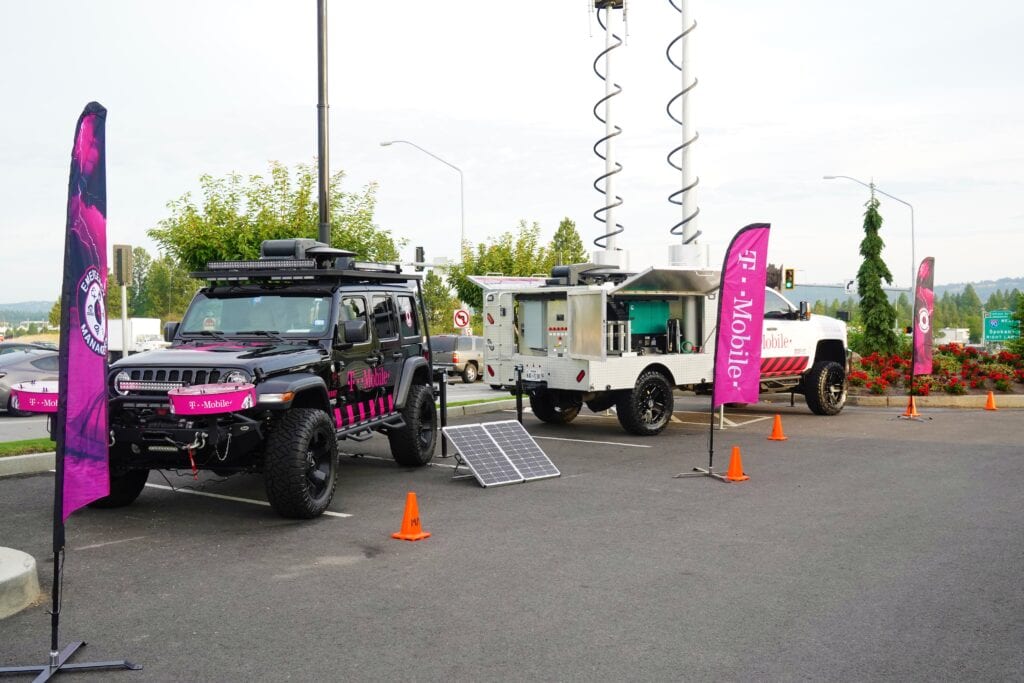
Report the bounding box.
[342,319,369,345]
[798,301,810,320]
[164,321,179,342]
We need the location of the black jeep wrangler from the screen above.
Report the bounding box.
[96,239,438,518]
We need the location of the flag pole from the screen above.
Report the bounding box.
[0,102,140,681]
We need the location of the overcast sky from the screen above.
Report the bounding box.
[2,0,1022,304]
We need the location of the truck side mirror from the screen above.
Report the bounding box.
[163,321,179,342]
[798,301,810,320]
[342,319,368,344]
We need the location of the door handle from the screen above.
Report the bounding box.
[366,354,381,364]
[392,352,403,360]
[766,327,778,331]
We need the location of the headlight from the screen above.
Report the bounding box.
[114,370,131,396]
[222,370,249,385]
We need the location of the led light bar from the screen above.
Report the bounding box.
[206,259,316,270]
[118,380,183,392]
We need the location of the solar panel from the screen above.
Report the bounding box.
[442,424,524,487]
[482,420,560,481]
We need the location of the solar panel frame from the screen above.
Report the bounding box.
[482,420,560,482]
[442,424,524,487]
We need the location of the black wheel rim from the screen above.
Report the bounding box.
[304,428,332,499]
[417,398,434,450]
[639,381,669,426]
[825,367,847,408]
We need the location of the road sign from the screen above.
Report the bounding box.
[453,309,470,329]
[984,310,1020,342]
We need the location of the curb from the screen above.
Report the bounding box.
[0,547,42,620]
[845,393,1024,409]
[0,452,55,478]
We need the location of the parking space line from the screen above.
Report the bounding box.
[144,483,352,518]
[533,435,651,449]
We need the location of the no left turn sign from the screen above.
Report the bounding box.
[453,309,470,329]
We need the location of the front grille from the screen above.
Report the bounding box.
[113,367,226,396]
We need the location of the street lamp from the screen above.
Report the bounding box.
[823,175,916,304]
[380,140,465,262]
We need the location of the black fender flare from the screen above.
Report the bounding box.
[257,373,330,411]
[394,356,430,409]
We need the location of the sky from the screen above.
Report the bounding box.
[2,0,1023,304]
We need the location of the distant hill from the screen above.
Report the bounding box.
[794,276,1024,308]
[0,301,52,324]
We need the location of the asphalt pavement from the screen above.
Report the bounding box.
[1,400,1022,681]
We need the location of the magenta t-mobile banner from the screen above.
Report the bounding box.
[712,223,771,408]
[912,257,935,376]
[56,102,110,520]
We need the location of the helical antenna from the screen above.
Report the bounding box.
[666,0,700,242]
[591,6,625,250]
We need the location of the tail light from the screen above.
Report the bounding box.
[576,370,586,383]
[452,352,459,363]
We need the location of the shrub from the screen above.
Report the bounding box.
[944,378,968,395]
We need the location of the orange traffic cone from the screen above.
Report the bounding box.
[392,491,431,541]
[984,391,998,411]
[724,445,749,482]
[902,395,920,418]
[767,414,788,441]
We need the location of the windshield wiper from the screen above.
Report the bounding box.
[182,330,229,341]
[235,330,290,343]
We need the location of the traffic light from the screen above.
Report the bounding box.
[783,268,795,290]
[414,246,425,272]
[113,244,133,286]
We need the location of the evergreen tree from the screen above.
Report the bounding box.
[855,193,898,354]
[548,218,588,267]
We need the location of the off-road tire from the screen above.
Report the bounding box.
[388,384,436,466]
[462,362,479,384]
[529,390,581,424]
[616,370,674,436]
[803,361,847,416]
[87,467,149,509]
[6,396,32,418]
[263,408,339,519]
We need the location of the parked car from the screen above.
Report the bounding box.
[0,341,57,355]
[432,334,484,383]
[0,349,60,416]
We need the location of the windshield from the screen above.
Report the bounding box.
[179,293,332,337]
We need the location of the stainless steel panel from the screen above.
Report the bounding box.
[568,291,605,360]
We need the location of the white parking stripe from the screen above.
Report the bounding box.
[144,483,352,518]
[533,435,651,449]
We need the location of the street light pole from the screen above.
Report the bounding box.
[380,140,465,262]
[824,175,916,307]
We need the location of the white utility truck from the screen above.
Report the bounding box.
[478,263,848,436]
[107,317,169,361]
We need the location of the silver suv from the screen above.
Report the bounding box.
[432,334,484,383]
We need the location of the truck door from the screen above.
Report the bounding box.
[483,290,515,386]
[762,288,811,377]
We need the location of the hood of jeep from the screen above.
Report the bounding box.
[111,342,326,374]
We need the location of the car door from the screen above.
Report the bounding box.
[370,293,402,416]
[335,294,377,426]
[762,288,811,377]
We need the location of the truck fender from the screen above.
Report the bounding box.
[394,356,430,409]
[257,373,330,411]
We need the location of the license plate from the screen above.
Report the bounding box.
[523,367,543,381]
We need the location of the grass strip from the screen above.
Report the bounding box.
[439,396,515,408]
[0,438,55,458]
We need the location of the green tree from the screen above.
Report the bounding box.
[148,161,401,272]
[1007,290,1024,354]
[128,246,153,316]
[143,256,200,321]
[422,270,460,335]
[548,217,588,267]
[855,193,898,354]
[450,220,551,311]
[105,270,122,318]
[894,292,911,330]
[48,300,60,328]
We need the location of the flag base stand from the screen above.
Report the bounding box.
[674,467,729,482]
[0,642,141,681]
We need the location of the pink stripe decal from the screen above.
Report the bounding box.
[346,405,355,424]
[378,397,385,414]
[358,403,365,422]
[328,390,338,399]
[387,394,394,413]
[369,399,376,418]
[334,408,343,427]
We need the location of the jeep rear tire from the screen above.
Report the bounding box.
[263,408,339,519]
[389,384,436,466]
[462,362,478,384]
[616,370,674,436]
[529,389,581,424]
[804,361,847,416]
[87,467,149,509]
